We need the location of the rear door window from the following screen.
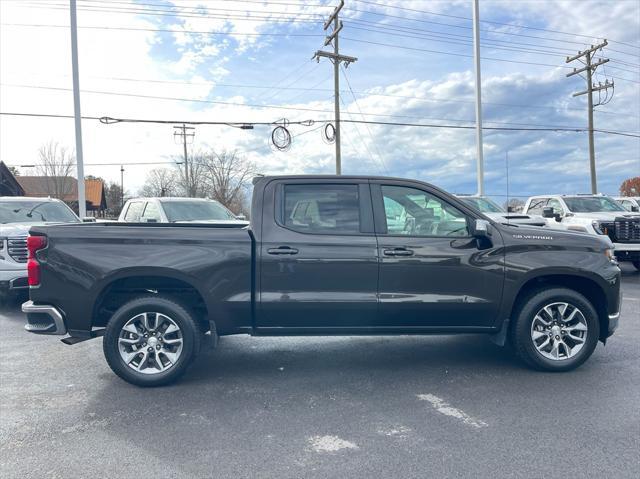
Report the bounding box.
[283,184,361,234]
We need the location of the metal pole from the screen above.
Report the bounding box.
[120,165,124,207]
[472,0,484,196]
[69,0,86,217]
[333,15,341,175]
[182,124,190,195]
[586,54,597,194]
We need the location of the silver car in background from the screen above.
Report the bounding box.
[0,197,80,301]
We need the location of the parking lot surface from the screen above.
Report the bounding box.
[1,265,639,478]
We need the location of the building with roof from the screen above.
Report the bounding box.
[16,176,107,217]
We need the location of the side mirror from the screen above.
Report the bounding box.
[82,217,96,223]
[235,214,246,221]
[471,219,491,238]
[632,205,639,212]
[507,206,515,213]
[542,207,555,218]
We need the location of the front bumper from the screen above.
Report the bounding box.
[612,243,640,262]
[0,269,28,292]
[22,301,67,335]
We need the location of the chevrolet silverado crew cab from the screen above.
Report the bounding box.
[0,197,80,302]
[23,176,621,386]
[523,194,640,270]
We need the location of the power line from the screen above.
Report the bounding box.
[4,70,631,118]
[341,37,640,84]
[4,84,639,131]
[350,0,640,51]
[2,112,638,137]
[340,65,389,174]
[342,23,639,73]
[343,18,640,65]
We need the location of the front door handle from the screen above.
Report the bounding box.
[267,246,299,255]
[383,248,414,257]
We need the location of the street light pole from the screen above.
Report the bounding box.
[69,0,86,217]
[120,165,124,208]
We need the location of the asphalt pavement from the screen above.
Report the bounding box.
[1,264,639,478]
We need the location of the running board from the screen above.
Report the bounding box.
[61,328,105,345]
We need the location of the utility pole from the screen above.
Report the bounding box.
[313,0,357,175]
[472,0,484,196]
[173,124,195,195]
[566,40,612,194]
[69,0,86,217]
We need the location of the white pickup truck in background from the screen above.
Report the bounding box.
[118,197,249,225]
[523,194,640,270]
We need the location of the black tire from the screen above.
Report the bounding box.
[103,295,199,387]
[632,260,640,271]
[510,288,600,372]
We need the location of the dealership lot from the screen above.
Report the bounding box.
[1,265,638,478]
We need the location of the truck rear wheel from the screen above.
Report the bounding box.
[103,296,199,387]
[510,288,599,372]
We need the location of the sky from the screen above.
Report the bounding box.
[1,0,639,201]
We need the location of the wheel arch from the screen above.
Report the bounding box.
[91,268,211,333]
[508,273,609,341]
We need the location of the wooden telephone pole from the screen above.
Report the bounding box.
[313,0,357,175]
[566,40,613,194]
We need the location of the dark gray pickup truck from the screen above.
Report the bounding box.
[23,176,622,386]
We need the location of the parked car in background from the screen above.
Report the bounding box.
[523,194,640,269]
[118,197,249,225]
[0,197,80,301]
[614,196,640,212]
[23,176,621,386]
[456,195,546,227]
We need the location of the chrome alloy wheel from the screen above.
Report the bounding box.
[118,312,184,374]
[530,302,588,361]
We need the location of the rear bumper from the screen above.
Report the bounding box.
[22,301,67,335]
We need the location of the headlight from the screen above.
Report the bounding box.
[604,248,618,264]
[591,220,606,234]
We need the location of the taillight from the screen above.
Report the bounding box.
[27,235,47,286]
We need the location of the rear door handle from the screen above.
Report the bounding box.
[383,248,414,257]
[267,246,299,255]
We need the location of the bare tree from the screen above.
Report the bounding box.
[174,151,210,198]
[140,168,178,197]
[36,141,75,200]
[200,149,255,215]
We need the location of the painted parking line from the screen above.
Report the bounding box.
[308,435,359,453]
[417,394,488,428]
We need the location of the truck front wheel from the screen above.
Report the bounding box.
[103,296,199,387]
[510,288,600,371]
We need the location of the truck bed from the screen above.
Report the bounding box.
[29,222,254,336]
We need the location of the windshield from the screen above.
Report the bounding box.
[161,200,236,222]
[0,200,79,224]
[460,197,504,213]
[563,196,626,213]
